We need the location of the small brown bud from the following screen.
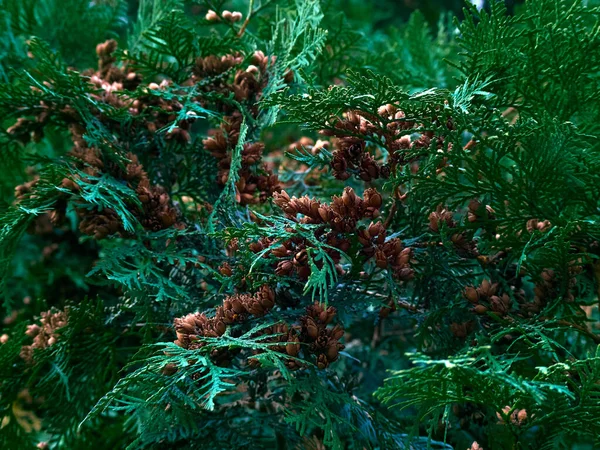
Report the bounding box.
[364,188,383,209]
[473,305,488,314]
[219,263,233,277]
[396,268,414,280]
[330,325,344,340]
[342,187,357,207]
[283,69,294,83]
[205,9,219,21]
[215,320,226,336]
[275,260,294,276]
[326,343,339,361]
[375,250,388,269]
[305,318,319,340]
[285,340,300,357]
[231,298,245,314]
[464,286,479,304]
[316,353,328,369]
[293,249,308,266]
[161,363,178,376]
[25,324,40,337]
[318,206,331,223]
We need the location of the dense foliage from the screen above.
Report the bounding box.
[0,0,599,449]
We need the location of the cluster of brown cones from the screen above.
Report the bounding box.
[174,286,344,370]
[20,310,67,364]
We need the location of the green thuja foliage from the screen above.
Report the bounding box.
[0,0,599,449]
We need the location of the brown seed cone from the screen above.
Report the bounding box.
[428,205,456,232]
[79,208,121,240]
[275,260,294,276]
[464,286,479,304]
[21,309,67,364]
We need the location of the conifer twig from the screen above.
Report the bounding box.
[383,199,397,229]
[557,320,600,344]
[237,0,255,37]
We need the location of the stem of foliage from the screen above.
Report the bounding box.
[237,0,255,37]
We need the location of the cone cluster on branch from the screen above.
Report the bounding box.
[63,146,179,239]
[320,105,451,182]
[251,303,345,370]
[10,40,180,240]
[200,51,284,205]
[516,264,581,317]
[241,187,416,282]
[496,406,528,426]
[463,279,512,317]
[428,204,479,257]
[525,218,551,233]
[300,303,345,369]
[20,310,67,364]
[174,284,276,358]
[174,285,344,370]
[203,111,280,205]
[248,302,345,371]
[14,175,61,236]
[10,41,288,237]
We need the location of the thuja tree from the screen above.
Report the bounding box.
[0,0,599,448]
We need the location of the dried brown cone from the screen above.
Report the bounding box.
[95,39,118,77]
[135,180,178,231]
[299,303,345,369]
[463,286,479,304]
[467,199,496,223]
[358,153,381,182]
[271,187,412,282]
[497,406,528,426]
[428,205,456,232]
[14,177,39,201]
[379,298,397,319]
[320,106,428,180]
[520,269,556,316]
[173,285,276,349]
[450,321,475,338]
[466,279,512,316]
[193,54,242,78]
[203,106,279,204]
[78,208,121,239]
